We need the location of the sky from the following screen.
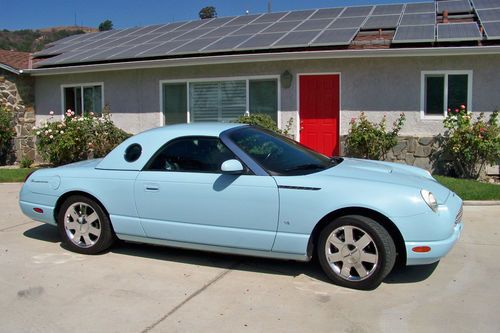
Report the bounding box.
[1,0,429,31]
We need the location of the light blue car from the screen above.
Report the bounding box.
[19,123,463,289]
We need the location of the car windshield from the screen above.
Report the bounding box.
[228,126,342,176]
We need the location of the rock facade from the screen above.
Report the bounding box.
[0,69,35,164]
[340,135,441,172]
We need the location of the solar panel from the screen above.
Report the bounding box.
[146,30,189,43]
[311,28,359,45]
[482,21,500,39]
[393,25,435,42]
[400,13,436,26]
[230,23,272,35]
[128,25,164,36]
[362,15,401,29]
[202,25,242,38]
[252,12,288,23]
[169,37,221,54]
[372,4,404,15]
[281,10,315,21]
[309,7,344,20]
[404,2,436,14]
[437,22,482,41]
[176,20,211,31]
[202,35,253,51]
[437,0,472,14]
[173,28,215,41]
[272,30,321,47]
[153,22,190,33]
[235,32,287,49]
[476,8,500,22]
[262,21,302,33]
[198,17,237,28]
[125,41,186,57]
[471,0,500,9]
[224,14,261,26]
[328,17,367,29]
[121,34,161,46]
[295,19,334,31]
[340,6,373,17]
[81,46,131,61]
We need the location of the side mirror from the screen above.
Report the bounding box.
[221,159,244,175]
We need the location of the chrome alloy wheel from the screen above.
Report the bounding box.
[325,225,379,281]
[63,202,101,248]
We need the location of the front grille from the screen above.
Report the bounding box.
[455,204,463,224]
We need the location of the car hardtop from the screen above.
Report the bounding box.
[96,122,246,171]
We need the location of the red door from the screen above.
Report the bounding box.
[299,74,340,156]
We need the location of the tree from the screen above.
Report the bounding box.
[98,20,113,31]
[199,6,217,19]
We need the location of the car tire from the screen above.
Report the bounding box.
[317,215,396,290]
[57,195,115,254]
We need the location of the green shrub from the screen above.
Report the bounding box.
[345,112,406,160]
[0,107,15,164]
[34,110,131,166]
[234,113,293,136]
[441,106,499,179]
[19,157,33,168]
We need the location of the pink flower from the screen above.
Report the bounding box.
[350,117,356,124]
[454,109,459,113]
[460,104,466,109]
[447,108,451,113]
[49,111,54,115]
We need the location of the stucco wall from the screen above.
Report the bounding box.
[35,54,500,137]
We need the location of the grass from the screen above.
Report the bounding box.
[0,168,35,183]
[434,175,500,201]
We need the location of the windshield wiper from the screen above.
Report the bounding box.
[284,164,325,172]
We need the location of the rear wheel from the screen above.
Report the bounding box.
[317,215,396,290]
[57,195,115,254]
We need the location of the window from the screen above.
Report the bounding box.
[422,71,472,118]
[146,137,239,173]
[63,84,103,116]
[161,78,278,124]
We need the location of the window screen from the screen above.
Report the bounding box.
[249,79,278,122]
[448,74,468,111]
[163,83,187,124]
[63,85,102,116]
[425,75,445,115]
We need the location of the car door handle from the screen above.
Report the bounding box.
[144,183,160,192]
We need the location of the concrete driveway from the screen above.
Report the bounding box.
[1,183,499,333]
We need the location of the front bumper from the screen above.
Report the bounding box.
[405,222,463,265]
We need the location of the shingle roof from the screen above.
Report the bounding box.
[32,1,500,69]
[0,49,32,72]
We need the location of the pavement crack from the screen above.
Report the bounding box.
[0,221,32,232]
[140,261,239,333]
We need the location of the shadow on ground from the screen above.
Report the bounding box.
[23,223,438,287]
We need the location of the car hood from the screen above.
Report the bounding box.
[320,158,451,204]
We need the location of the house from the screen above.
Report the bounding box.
[0,50,35,162]
[19,1,500,169]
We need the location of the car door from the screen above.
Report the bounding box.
[134,136,279,251]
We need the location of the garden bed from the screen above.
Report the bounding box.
[434,175,500,201]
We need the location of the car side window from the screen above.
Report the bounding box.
[146,137,239,173]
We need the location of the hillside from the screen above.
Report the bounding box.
[0,26,97,53]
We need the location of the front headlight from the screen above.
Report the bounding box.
[421,189,438,212]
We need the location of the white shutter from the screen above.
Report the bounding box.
[190,80,246,122]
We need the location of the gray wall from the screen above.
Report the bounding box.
[35,54,500,136]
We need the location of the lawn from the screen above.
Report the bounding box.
[434,175,500,201]
[0,168,35,183]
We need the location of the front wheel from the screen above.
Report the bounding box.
[57,195,115,254]
[317,215,396,290]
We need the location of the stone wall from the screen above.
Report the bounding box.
[0,69,35,164]
[340,135,441,172]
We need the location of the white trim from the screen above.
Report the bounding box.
[420,70,473,120]
[159,75,280,127]
[26,46,500,76]
[60,82,104,117]
[296,72,342,146]
[0,63,20,75]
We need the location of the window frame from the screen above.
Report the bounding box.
[159,75,281,127]
[420,70,473,120]
[60,82,104,117]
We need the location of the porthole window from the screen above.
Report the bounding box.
[124,144,142,163]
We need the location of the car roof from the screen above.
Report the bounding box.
[96,122,246,171]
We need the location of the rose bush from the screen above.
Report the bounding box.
[34,110,131,166]
[234,113,294,137]
[441,105,499,179]
[345,112,406,160]
[0,107,15,164]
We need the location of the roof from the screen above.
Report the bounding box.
[0,50,32,73]
[96,122,244,170]
[31,0,500,70]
